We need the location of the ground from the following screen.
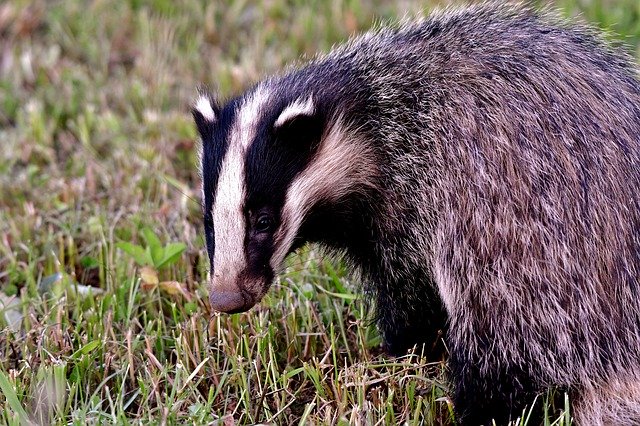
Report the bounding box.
[0,0,639,424]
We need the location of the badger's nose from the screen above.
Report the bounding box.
[209,291,248,314]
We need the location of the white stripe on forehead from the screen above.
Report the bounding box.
[211,86,269,282]
[270,118,377,270]
[274,96,315,128]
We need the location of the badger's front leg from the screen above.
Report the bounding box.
[373,277,448,358]
[448,347,541,425]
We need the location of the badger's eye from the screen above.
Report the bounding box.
[255,215,273,233]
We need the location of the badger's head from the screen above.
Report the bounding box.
[192,84,376,313]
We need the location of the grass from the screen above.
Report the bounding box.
[0,0,638,424]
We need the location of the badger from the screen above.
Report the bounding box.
[192,3,640,425]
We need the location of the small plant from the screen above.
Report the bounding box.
[116,228,190,299]
[116,227,186,270]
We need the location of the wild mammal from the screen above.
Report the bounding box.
[193,4,640,425]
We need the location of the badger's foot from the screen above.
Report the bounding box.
[380,320,447,359]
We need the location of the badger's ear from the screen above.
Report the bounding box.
[274,96,315,128]
[192,88,219,141]
[273,96,323,148]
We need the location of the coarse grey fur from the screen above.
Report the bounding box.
[196,3,640,425]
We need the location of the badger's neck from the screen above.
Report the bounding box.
[298,60,447,352]
[295,186,382,262]
[291,117,447,357]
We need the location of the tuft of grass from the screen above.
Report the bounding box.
[0,0,638,424]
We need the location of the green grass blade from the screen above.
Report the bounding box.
[0,370,29,424]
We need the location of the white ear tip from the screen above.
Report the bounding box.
[195,95,216,122]
[274,96,315,128]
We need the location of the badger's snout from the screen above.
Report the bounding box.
[208,290,250,313]
[208,273,265,313]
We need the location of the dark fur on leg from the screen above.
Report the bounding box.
[374,273,447,359]
[448,347,555,426]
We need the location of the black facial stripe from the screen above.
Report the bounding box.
[241,92,326,276]
[244,93,325,210]
[201,97,240,270]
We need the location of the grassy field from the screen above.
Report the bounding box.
[1,0,639,424]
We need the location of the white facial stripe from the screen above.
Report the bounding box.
[211,86,269,289]
[274,96,315,128]
[271,119,377,270]
[195,94,216,122]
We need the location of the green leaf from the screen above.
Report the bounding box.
[156,242,186,269]
[284,366,305,380]
[80,256,100,269]
[184,302,197,315]
[116,242,151,266]
[144,246,162,269]
[71,340,101,359]
[0,370,29,424]
[314,283,357,301]
[142,228,162,251]
[151,247,163,267]
[69,365,80,384]
[142,228,164,267]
